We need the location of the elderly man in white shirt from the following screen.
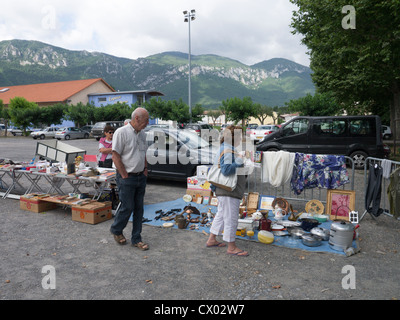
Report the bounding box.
[110,108,150,250]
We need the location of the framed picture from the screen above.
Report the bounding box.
[326,189,356,221]
[202,196,210,205]
[258,195,275,211]
[196,196,203,204]
[210,197,218,206]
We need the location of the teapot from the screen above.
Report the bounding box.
[176,215,189,229]
[274,207,286,219]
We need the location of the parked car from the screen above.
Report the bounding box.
[245,123,259,136]
[249,125,280,143]
[30,127,59,140]
[145,128,217,180]
[256,115,390,169]
[80,125,94,133]
[382,125,392,140]
[184,123,219,142]
[9,127,41,136]
[55,127,90,140]
[91,121,124,140]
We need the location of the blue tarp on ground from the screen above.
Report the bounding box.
[130,198,357,256]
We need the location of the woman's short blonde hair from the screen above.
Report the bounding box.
[220,125,243,145]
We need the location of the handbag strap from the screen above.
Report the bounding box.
[217,149,237,168]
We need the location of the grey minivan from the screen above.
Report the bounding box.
[256,115,389,169]
[91,121,124,140]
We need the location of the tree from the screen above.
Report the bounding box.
[285,92,342,116]
[207,110,222,125]
[0,99,11,136]
[290,0,400,147]
[8,97,39,135]
[222,97,257,129]
[144,98,204,124]
[253,103,273,124]
[37,103,67,127]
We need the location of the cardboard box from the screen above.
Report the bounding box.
[72,201,112,224]
[247,192,259,210]
[186,188,213,199]
[20,196,58,213]
[187,176,211,191]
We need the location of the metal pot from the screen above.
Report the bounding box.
[287,227,305,239]
[311,227,330,241]
[299,218,320,232]
[301,234,322,247]
[329,220,355,251]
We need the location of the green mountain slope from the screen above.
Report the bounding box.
[0,39,314,108]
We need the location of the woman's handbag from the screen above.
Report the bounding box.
[207,149,237,192]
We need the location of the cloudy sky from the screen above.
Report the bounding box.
[0,0,310,66]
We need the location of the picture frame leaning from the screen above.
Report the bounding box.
[326,189,356,221]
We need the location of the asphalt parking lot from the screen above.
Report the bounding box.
[0,136,399,303]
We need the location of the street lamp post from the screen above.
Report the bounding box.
[183,9,195,123]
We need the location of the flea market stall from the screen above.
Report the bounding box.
[136,151,361,257]
[1,143,365,256]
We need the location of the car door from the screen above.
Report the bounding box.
[276,118,310,153]
[309,118,348,155]
[146,130,187,179]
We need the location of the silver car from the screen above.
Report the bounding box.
[55,127,90,140]
[30,127,59,140]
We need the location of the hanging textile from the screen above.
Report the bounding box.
[261,150,295,187]
[387,167,400,219]
[364,163,383,217]
[291,153,349,195]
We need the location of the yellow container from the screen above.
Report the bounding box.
[236,227,246,236]
[258,230,274,244]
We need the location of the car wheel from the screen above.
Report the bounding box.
[12,133,16,136]
[84,133,89,139]
[65,135,70,140]
[40,134,45,140]
[350,151,368,170]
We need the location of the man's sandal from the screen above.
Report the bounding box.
[133,242,149,251]
[113,234,127,245]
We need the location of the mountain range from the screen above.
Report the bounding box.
[0,39,314,108]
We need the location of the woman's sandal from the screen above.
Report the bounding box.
[133,242,149,251]
[113,233,127,245]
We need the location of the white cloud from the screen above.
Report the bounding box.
[0,0,309,66]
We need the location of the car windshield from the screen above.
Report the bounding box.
[93,122,106,128]
[174,130,210,148]
[147,129,210,149]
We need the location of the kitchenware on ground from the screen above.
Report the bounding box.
[176,215,189,229]
[271,223,285,231]
[310,227,330,241]
[274,207,286,219]
[272,197,290,213]
[259,217,272,231]
[162,222,174,228]
[298,218,320,232]
[305,199,324,214]
[258,230,274,244]
[301,233,322,247]
[329,220,355,251]
[287,227,305,239]
[247,230,255,239]
[313,214,329,223]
